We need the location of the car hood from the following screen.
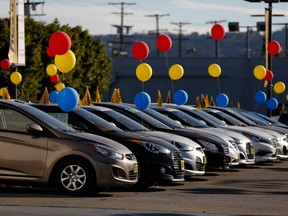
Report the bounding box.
[68,131,131,151]
[138,131,201,148]
[226,126,275,139]
[209,127,251,143]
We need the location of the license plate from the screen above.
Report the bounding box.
[181,160,185,171]
[250,147,255,155]
[203,156,207,164]
[133,164,138,173]
[276,148,278,156]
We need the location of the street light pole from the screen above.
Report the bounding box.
[244,0,288,116]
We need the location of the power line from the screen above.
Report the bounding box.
[109,2,136,55]
[171,22,191,57]
[145,13,169,56]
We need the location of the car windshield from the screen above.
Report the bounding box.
[143,108,184,129]
[21,105,76,133]
[204,109,247,126]
[191,109,227,126]
[98,109,150,132]
[74,108,123,132]
[126,107,172,130]
[255,112,287,126]
[161,109,208,128]
[236,110,270,126]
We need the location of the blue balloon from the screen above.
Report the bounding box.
[216,93,229,107]
[266,97,278,110]
[173,90,188,105]
[50,91,58,103]
[134,91,151,110]
[254,91,267,104]
[57,87,79,112]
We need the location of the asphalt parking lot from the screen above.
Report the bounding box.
[0,160,287,216]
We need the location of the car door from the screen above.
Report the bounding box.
[0,106,48,178]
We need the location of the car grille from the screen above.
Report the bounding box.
[271,138,278,148]
[246,142,255,159]
[222,145,229,154]
[172,151,184,179]
[196,156,205,171]
[128,171,138,180]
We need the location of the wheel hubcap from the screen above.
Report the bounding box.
[61,165,87,191]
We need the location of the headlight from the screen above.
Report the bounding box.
[143,142,171,154]
[92,144,124,160]
[168,140,194,151]
[196,139,219,153]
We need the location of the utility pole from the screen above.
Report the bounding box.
[171,22,191,57]
[109,2,135,55]
[146,13,169,56]
[24,0,45,18]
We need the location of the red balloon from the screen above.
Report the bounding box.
[49,31,71,55]
[0,59,10,70]
[50,74,60,83]
[211,24,225,41]
[46,47,55,57]
[267,40,281,56]
[264,70,274,81]
[132,41,149,61]
[156,34,172,52]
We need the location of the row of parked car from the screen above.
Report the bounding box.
[0,99,287,196]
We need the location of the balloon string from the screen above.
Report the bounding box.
[217,78,221,94]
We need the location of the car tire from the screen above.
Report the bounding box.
[54,158,96,196]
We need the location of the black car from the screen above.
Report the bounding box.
[30,103,185,187]
[92,102,231,169]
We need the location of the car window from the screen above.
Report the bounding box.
[21,105,76,132]
[0,108,33,132]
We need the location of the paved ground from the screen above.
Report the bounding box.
[0,160,287,216]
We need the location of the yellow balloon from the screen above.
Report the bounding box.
[274,81,286,94]
[253,65,266,80]
[286,94,288,101]
[55,82,65,92]
[46,64,57,76]
[136,63,152,82]
[10,71,22,85]
[169,64,184,80]
[54,50,76,73]
[208,63,221,78]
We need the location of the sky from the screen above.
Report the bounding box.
[2,0,288,35]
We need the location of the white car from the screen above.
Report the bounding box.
[203,108,278,163]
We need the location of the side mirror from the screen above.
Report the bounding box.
[26,123,43,134]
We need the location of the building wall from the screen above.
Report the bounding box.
[106,56,288,114]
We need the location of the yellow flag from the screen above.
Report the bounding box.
[237,102,241,109]
[95,87,101,103]
[81,87,93,106]
[39,87,51,104]
[166,90,171,103]
[196,96,202,109]
[209,96,215,106]
[111,89,117,103]
[157,90,163,107]
[116,88,122,103]
[3,87,11,100]
[280,103,285,114]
